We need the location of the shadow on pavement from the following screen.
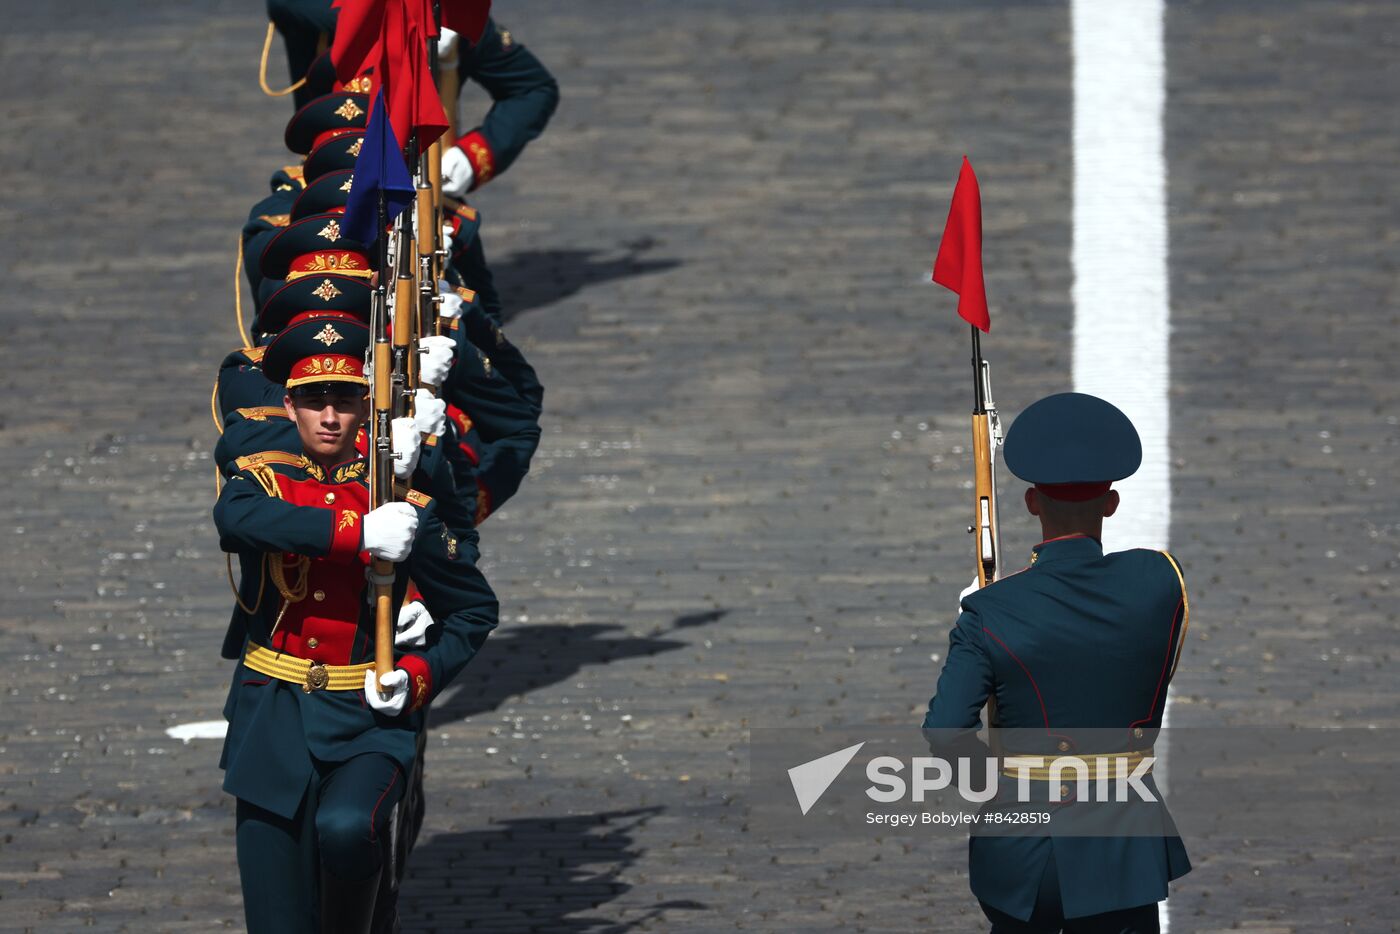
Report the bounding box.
[399,806,707,933]
[428,610,729,728]
[492,239,681,322]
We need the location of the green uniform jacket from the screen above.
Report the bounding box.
[923,534,1191,921]
[213,452,498,820]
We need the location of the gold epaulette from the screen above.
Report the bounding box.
[258,213,291,227]
[405,490,432,508]
[424,434,439,447]
[235,406,289,421]
[243,346,267,363]
[235,451,310,472]
[455,286,477,302]
[283,165,305,184]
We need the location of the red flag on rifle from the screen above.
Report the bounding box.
[932,156,990,333]
[331,0,448,152]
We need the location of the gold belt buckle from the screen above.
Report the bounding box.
[304,663,330,693]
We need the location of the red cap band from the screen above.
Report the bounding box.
[1035,482,1112,502]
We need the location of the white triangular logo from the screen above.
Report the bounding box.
[787,741,865,815]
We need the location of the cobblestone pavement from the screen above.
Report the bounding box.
[1,1,1397,931]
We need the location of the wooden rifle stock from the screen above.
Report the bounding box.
[370,336,396,688]
[972,411,1000,588]
[967,329,1003,588]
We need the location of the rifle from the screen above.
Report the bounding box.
[968,326,1003,588]
[369,6,453,687]
[367,182,399,688]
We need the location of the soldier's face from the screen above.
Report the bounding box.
[284,386,368,462]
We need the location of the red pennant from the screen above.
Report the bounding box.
[932,156,990,333]
[331,0,449,152]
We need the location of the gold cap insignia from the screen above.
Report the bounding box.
[347,138,363,157]
[311,279,343,302]
[334,98,365,122]
[339,176,354,193]
[313,324,344,346]
[318,220,341,242]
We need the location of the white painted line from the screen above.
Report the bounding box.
[166,720,228,743]
[1072,0,1170,556]
[1072,1,1172,929]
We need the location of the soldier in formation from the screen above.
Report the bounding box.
[211,3,556,931]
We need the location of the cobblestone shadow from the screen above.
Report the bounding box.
[428,611,728,728]
[493,241,681,322]
[398,806,707,932]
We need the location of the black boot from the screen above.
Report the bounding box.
[319,866,381,934]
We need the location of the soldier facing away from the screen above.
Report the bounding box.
[923,393,1190,934]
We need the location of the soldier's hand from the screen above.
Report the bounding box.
[364,668,409,715]
[418,335,455,387]
[390,416,422,479]
[363,503,418,561]
[437,26,459,61]
[412,389,448,437]
[396,600,435,647]
[438,281,464,320]
[442,145,474,199]
[958,577,980,615]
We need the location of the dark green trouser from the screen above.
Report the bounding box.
[236,753,404,934]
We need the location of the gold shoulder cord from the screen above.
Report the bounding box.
[259,22,308,97]
[220,460,310,630]
[227,553,268,615]
[235,238,252,349]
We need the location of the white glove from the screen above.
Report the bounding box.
[365,668,409,715]
[391,416,421,479]
[441,224,455,254]
[958,577,980,616]
[441,145,474,199]
[418,335,455,387]
[413,389,448,437]
[396,600,436,647]
[362,502,418,561]
[437,26,459,61]
[438,285,464,320]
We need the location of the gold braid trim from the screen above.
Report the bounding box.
[270,554,310,603]
[243,464,281,498]
[259,22,308,98]
[1160,551,1190,679]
